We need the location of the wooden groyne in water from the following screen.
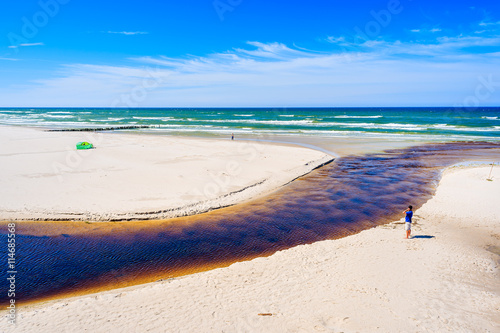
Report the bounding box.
[47,125,155,132]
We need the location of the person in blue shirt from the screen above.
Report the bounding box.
[404,205,413,239]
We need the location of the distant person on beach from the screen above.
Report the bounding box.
[231,133,234,140]
[404,205,413,239]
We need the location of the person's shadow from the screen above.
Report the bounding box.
[411,235,435,239]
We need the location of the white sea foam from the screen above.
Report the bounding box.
[186,119,429,131]
[299,121,425,131]
[128,124,500,142]
[426,124,500,132]
[191,119,315,126]
[17,121,97,128]
[360,123,424,131]
[89,118,125,122]
[44,114,75,119]
[249,119,315,125]
[158,124,210,128]
[481,116,499,120]
[457,127,500,132]
[150,127,253,134]
[132,116,174,121]
[334,115,383,119]
[428,124,454,129]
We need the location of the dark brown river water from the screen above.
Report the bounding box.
[1,142,499,305]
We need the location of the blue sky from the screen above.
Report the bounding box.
[1,0,499,107]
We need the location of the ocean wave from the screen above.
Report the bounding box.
[38,121,109,127]
[247,119,314,125]
[89,118,126,122]
[351,123,424,131]
[0,113,41,119]
[132,116,174,121]
[427,124,500,132]
[184,119,316,126]
[144,127,499,141]
[482,116,499,120]
[334,115,383,119]
[157,124,213,128]
[179,119,427,130]
[294,129,500,141]
[1,120,97,128]
[428,124,454,129]
[149,127,253,134]
[300,121,426,131]
[234,114,254,117]
[44,114,75,119]
[111,123,500,141]
[0,119,39,125]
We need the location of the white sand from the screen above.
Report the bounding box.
[2,165,499,332]
[0,126,331,221]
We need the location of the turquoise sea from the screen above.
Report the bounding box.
[1,107,499,141]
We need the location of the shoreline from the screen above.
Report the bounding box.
[0,125,333,222]
[2,153,334,222]
[2,164,498,332]
[1,123,441,223]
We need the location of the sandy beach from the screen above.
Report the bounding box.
[2,164,499,332]
[0,125,331,221]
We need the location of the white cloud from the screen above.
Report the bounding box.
[2,34,500,107]
[409,28,441,33]
[8,42,44,49]
[479,21,500,27]
[325,34,500,58]
[105,31,149,35]
[326,36,347,44]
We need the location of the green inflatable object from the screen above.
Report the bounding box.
[76,141,93,150]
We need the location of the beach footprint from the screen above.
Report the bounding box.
[318,316,351,333]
